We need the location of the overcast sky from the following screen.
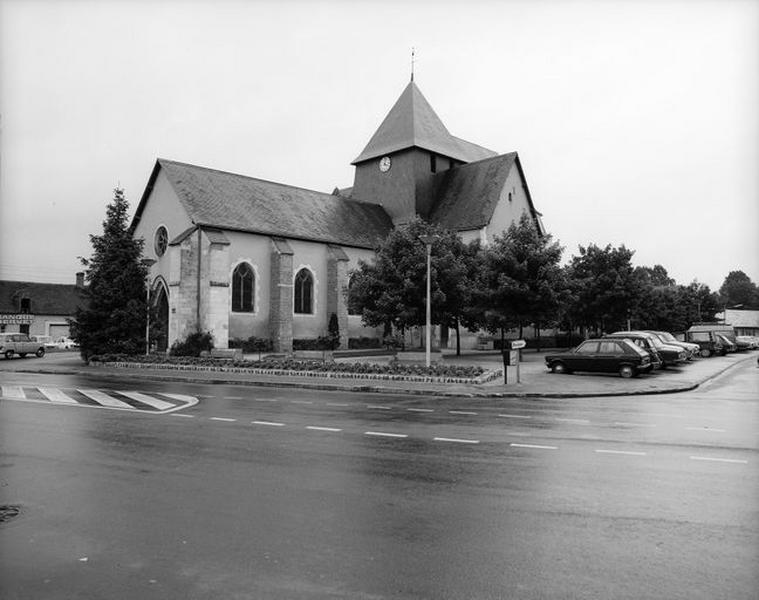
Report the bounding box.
[1,0,757,292]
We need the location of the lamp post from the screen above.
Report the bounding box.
[141,258,156,355]
[419,234,439,367]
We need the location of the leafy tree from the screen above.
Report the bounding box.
[719,270,759,308]
[348,218,477,351]
[70,188,151,360]
[565,243,643,335]
[471,213,566,348]
[634,264,675,287]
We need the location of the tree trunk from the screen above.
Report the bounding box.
[455,319,461,356]
[536,323,541,352]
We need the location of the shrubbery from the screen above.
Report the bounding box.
[348,337,382,349]
[88,353,486,379]
[169,331,214,357]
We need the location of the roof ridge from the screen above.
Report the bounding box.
[158,158,336,197]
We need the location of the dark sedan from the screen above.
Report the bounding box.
[611,331,688,367]
[545,338,652,378]
[603,332,663,370]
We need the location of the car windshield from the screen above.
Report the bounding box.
[658,332,677,343]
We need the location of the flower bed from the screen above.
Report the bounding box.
[89,354,497,384]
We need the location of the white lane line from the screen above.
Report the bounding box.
[252,420,285,427]
[685,427,727,432]
[498,414,532,419]
[118,391,175,411]
[78,389,135,409]
[1,385,25,398]
[196,394,216,399]
[556,418,591,424]
[595,449,647,456]
[326,402,349,407]
[210,417,237,422]
[38,387,77,404]
[255,398,278,402]
[407,408,434,413]
[614,422,657,428]
[224,396,244,400]
[434,437,480,444]
[306,426,342,432]
[290,400,313,405]
[364,431,407,438]
[172,413,194,418]
[449,410,478,415]
[160,393,197,403]
[689,456,748,464]
[510,443,558,450]
[367,405,392,410]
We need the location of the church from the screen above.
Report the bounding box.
[130,79,545,353]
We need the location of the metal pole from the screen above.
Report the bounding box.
[425,242,432,368]
[145,283,150,355]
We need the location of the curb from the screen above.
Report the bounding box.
[3,353,753,399]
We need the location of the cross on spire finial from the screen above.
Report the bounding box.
[411,47,415,82]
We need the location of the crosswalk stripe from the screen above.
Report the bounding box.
[159,393,196,403]
[117,391,175,411]
[1,385,25,399]
[38,387,78,404]
[77,389,135,409]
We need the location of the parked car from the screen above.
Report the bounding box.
[545,338,652,378]
[54,337,78,350]
[643,330,699,359]
[736,335,759,350]
[602,332,663,370]
[684,325,732,357]
[610,331,687,367]
[0,333,46,359]
[716,334,737,354]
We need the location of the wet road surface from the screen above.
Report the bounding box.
[1,362,757,599]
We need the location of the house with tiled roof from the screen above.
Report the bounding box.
[130,80,544,352]
[0,276,84,339]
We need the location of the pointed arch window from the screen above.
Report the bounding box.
[347,274,360,316]
[294,268,313,314]
[232,262,254,312]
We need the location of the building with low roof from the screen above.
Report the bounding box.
[0,274,84,338]
[130,79,546,352]
[718,308,759,336]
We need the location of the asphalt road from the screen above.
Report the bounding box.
[1,363,757,599]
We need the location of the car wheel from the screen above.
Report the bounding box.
[619,365,635,378]
[35,347,45,358]
[4,350,13,360]
[551,361,569,374]
[699,348,711,358]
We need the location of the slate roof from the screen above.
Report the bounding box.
[0,280,83,315]
[428,153,518,230]
[352,82,497,165]
[133,160,393,249]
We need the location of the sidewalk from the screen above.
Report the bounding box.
[2,349,755,398]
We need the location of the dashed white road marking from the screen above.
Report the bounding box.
[499,414,532,419]
[434,437,479,444]
[119,391,175,411]
[689,456,748,464]
[685,427,726,432]
[290,400,313,405]
[252,420,285,427]
[407,408,434,413]
[78,388,134,409]
[367,405,392,410]
[326,402,349,407]
[172,413,194,418]
[595,449,647,456]
[364,431,407,438]
[306,426,342,432]
[449,410,477,415]
[210,417,237,422]
[38,387,77,404]
[510,443,558,450]
[224,396,244,400]
[255,398,278,402]
[556,418,590,424]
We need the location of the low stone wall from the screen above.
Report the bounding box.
[96,361,502,385]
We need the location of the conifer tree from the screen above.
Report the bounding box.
[70,187,150,359]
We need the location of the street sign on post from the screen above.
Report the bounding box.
[511,339,526,349]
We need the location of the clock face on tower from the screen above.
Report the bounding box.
[378,156,392,172]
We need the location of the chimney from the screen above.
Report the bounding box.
[75,272,84,288]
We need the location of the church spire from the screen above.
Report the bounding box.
[411,47,415,82]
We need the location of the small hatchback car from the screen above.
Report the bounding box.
[545,338,652,378]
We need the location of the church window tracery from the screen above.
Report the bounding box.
[294,268,313,314]
[232,262,254,312]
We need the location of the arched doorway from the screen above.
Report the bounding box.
[152,282,170,352]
